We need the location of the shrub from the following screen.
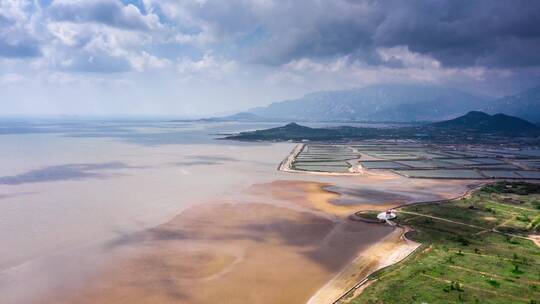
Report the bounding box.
[487,278,500,287]
[456,236,470,246]
[512,264,524,275]
[516,214,531,222]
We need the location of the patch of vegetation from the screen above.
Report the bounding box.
[481,182,540,195]
[349,182,540,304]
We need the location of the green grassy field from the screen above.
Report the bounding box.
[348,182,540,304]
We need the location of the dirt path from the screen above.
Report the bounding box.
[397,210,487,230]
[278,143,305,172]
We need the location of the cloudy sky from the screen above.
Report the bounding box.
[1,0,540,117]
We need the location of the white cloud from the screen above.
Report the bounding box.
[41,21,156,73]
[172,31,214,46]
[129,51,171,72]
[0,0,29,24]
[266,55,503,92]
[0,0,42,58]
[176,53,238,82]
[377,46,441,69]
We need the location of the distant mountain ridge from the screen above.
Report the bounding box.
[197,112,265,122]
[240,84,540,123]
[247,84,492,122]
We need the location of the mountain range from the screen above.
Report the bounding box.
[236,84,540,123]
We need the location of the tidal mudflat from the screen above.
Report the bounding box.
[41,177,471,304]
[45,199,393,304]
[0,121,475,304]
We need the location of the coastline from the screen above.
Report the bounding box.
[306,225,420,304]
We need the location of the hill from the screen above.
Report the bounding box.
[227,122,343,140]
[248,84,491,122]
[430,111,539,133]
[226,111,540,142]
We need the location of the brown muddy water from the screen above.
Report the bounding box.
[0,121,474,304]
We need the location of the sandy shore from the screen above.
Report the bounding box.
[306,227,420,304]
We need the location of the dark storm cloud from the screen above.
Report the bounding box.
[217,0,540,68]
[372,0,540,68]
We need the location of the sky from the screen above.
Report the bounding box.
[1,0,540,117]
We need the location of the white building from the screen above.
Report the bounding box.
[377,210,397,220]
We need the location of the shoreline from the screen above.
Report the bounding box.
[306,225,420,304]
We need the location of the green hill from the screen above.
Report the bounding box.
[430,111,539,133]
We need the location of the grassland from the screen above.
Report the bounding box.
[347,182,540,304]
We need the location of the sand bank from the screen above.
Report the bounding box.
[249,179,474,217]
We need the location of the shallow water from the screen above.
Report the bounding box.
[0,121,299,302]
[0,120,473,304]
